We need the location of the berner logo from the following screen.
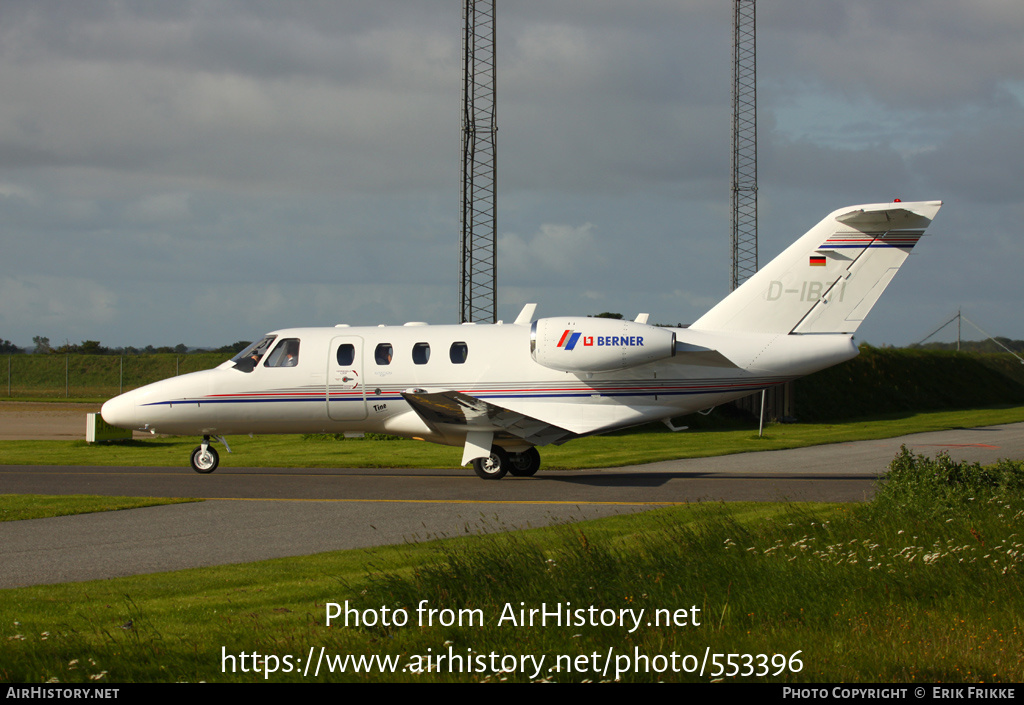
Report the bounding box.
[558,330,645,351]
[556,330,582,351]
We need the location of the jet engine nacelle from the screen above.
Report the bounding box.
[530,317,676,373]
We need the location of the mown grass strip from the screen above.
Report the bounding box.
[1,405,1023,470]
[0,495,199,522]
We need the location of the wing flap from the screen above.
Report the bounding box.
[401,390,577,447]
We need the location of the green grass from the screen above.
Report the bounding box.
[0,495,199,522]
[2,405,1023,470]
[2,451,1023,682]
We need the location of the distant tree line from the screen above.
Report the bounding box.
[909,338,1024,354]
[590,312,689,327]
[0,336,252,356]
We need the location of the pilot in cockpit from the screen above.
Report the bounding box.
[282,341,299,367]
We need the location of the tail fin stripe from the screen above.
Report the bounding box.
[821,242,919,249]
[820,231,924,249]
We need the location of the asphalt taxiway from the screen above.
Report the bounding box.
[1,422,1022,589]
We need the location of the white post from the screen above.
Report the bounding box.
[758,388,766,437]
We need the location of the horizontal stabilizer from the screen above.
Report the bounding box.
[835,207,934,230]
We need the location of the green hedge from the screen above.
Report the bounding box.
[794,346,1024,421]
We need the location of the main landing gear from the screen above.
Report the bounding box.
[472,446,541,480]
[190,435,219,473]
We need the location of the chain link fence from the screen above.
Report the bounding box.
[3,353,226,399]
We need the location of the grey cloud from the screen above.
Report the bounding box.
[762,2,1024,109]
[912,108,1024,205]
[1,1,1022,347]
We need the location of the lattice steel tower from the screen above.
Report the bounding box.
[731,0,757,290]
[459,0,498,323]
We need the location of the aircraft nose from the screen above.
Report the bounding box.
[101,393,137,430]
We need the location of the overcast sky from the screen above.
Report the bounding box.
[1,1,1022,350]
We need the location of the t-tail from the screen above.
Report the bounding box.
[690,201,942,335]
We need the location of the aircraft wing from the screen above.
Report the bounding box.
[401,390,577,448]
[402,338,739,458]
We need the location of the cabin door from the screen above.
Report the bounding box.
[327,336,367,421]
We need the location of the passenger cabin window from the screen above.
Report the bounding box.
[336,343,355,366]
[264,338,300,367]
[231,335,276,372]
[374,343,393,365]
[412,343,430,365]
[450,342,468,364]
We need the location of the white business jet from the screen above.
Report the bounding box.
[102,200,941,479]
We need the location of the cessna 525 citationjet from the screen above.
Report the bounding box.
[102,200,941,479]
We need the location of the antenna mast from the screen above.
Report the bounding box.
[459,0,498,323]
[731,0,757,290]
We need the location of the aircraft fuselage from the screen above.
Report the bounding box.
[101,320,856,447]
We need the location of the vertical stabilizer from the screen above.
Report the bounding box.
[691,201,942,335]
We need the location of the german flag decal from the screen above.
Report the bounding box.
[809,255,827,267]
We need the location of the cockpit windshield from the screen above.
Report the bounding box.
[230,335,276,372]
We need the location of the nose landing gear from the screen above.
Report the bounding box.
[190,435,223,473]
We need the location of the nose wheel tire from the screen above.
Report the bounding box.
[508,447,541,477]
[190,445,220,473]
[472,446,510,480]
